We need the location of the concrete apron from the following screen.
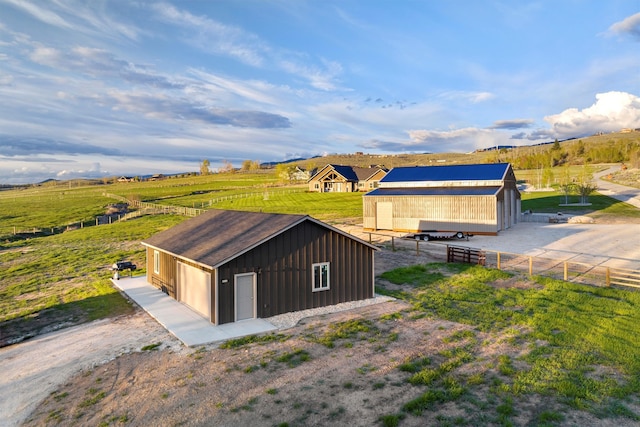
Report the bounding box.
[111,276,277,347]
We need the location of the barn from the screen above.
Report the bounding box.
[363,163,521,235]
[141,209,378,325]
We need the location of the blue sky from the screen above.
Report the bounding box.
[0,1,639,184]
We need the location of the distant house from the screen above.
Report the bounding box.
[141,209,378,325]
[363,163,521,235]
[291,166,315,181]
[117,176,134,182]
[308,164,387,192]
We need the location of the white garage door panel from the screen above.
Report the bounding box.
[177,262,211,319]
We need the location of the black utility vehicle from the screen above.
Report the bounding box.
[112,261,137,271]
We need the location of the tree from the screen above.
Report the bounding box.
[275,163,295,182]
[558,165,574,204]
[542,166,554,188]
[575,164,596,204]
[200,159,211,176]
[241,160,261,171]
[220,160,234,173]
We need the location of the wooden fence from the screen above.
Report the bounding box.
[362,231,640,290]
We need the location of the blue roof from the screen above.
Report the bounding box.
[381,163,510,183]
[365,187,501,197]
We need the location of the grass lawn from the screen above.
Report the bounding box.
[377,263,640,423]
[0,214,185,344]
[522,191,640,219]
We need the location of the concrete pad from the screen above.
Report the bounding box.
[111,276,277,347]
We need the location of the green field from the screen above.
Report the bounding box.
[377,263,640,423]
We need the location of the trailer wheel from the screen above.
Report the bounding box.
[423,234,431,241]
[413,235,421,240]
[456,232,464,239]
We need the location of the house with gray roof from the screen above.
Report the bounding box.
[142,209,378,325]
[363,163,521,235]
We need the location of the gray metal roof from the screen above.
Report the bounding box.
[142,209,377,269]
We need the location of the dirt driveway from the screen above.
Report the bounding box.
[0,312,180,427]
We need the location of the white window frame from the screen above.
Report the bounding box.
[153,250,160,274]
[312,262,330,292]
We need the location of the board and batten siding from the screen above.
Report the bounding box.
[215,220,374,324]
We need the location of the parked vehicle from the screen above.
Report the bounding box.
[403,231,472,241]
[112,261,137,271]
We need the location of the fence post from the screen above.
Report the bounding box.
[529,256,533,275]
[391,236,395,252]
[497,252,501,270]
[96,218,99,226]
[368,233,372,243]
[564,262,568,281]
[606,267,610,287]
[416,240,420,256]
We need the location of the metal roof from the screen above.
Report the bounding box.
[142,209,377,269]
[365,186,501,197]
[381,163,510,183]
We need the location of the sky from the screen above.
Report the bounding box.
[0,1,639,184]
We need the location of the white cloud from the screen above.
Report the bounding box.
[544,91,640,138]
[608,12,640,41]
[152,2,266,67]
[1,0,73,29]
[151,3,343,91]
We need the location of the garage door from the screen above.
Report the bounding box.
[376,202,393,230]
[177,261,211,320]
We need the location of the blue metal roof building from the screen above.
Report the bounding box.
[380,163,511,184]
[363,163,521,235]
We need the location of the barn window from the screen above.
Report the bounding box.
[312,262,330,292]
[153,250,160,274]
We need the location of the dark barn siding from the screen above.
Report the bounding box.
[216,221,374,324]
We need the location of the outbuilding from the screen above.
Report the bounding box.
[363,163,521,235]
[141,209,378,325]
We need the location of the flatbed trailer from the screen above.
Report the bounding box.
[403,231,472,241]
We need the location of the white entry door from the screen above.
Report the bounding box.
[177,262,211,320]
[376,202,393,230]
[235,273,256,321]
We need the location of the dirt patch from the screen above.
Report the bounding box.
[21,303,491,427]
[23,299,639,427]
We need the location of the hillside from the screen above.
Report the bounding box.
[291,131,640,171]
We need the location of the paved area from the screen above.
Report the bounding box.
[111,276,277,347]
[594,166,640,209]
[460,222,640,270]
